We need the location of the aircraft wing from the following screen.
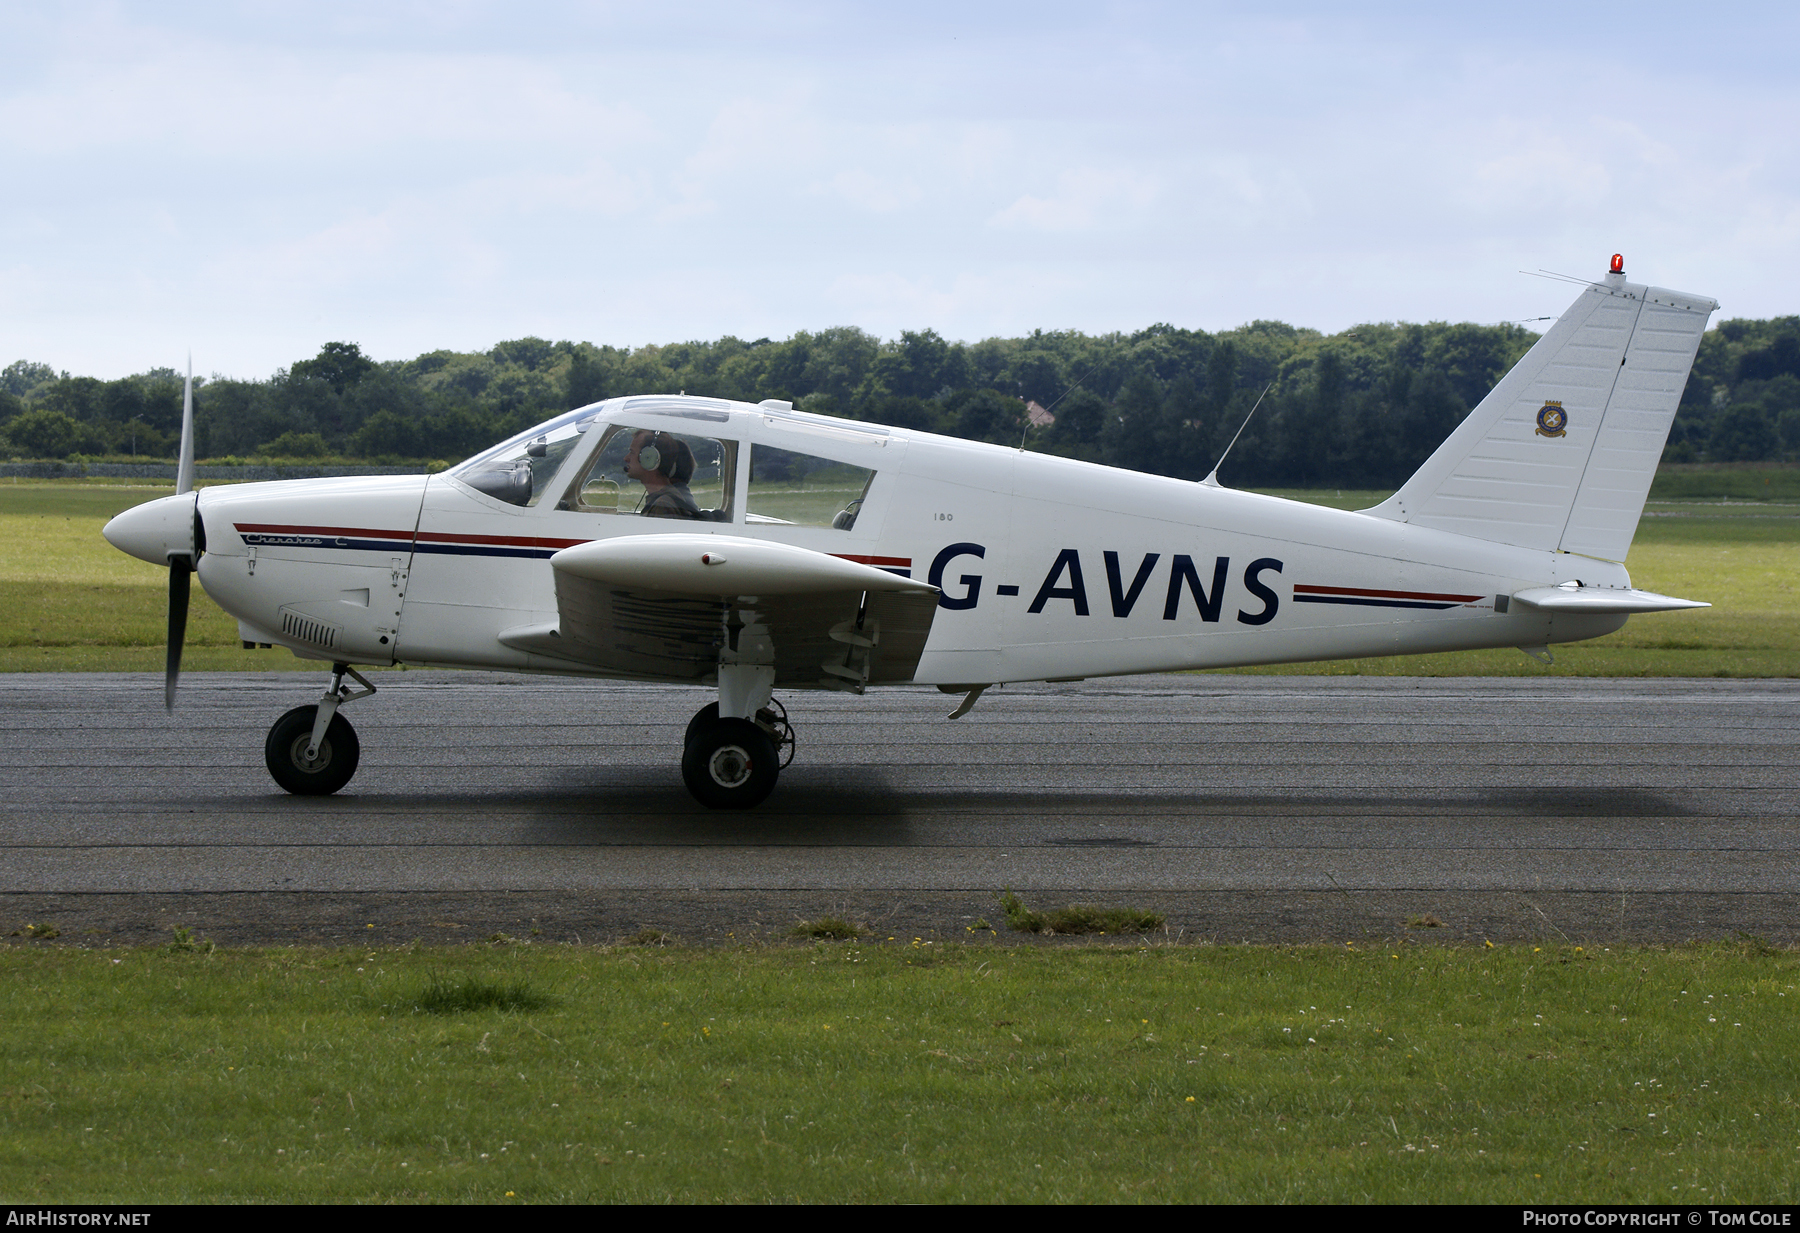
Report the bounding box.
[499,535,941,688]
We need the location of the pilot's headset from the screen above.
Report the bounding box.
[637,432,695,485]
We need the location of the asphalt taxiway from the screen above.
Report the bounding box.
[2,672,1795,945]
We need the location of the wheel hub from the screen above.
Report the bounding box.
[287,734,332,773]
[706,743,753,789]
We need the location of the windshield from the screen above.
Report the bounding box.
[450,405,607,507]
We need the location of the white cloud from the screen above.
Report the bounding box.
[989,168,1160,233]
[1466,131,1616,215]
[825,169,922,213]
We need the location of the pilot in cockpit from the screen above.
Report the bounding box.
[625,429,702,519]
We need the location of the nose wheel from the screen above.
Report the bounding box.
[265,705,360,795]
[263,662,375,796]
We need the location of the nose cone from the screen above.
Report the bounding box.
[103,493,198,565]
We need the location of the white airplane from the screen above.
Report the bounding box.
[104,256,1715,808]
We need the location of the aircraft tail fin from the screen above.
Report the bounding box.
[1363,262,1716,561]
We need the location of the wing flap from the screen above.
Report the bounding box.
[750,587,942,687]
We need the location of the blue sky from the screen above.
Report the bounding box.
[3,1,1795,379]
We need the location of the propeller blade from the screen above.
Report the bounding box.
[165,556,191,712]
[175,356,195,496]
[167,354,199,710]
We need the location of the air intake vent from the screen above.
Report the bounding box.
[279,607,341,648]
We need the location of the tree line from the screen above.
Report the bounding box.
[5,311,1797,488]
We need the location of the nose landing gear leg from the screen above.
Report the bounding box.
[265,662,377,796]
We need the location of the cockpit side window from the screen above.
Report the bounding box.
[560,424,738,522]
[746,445,876,530]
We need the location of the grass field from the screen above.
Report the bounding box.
[1231,491,1800,677]
[0,481,356,673]
[3,473,1795,676]
[2,939,1795,1203]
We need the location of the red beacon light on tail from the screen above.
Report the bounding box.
[1610,253,1625,274]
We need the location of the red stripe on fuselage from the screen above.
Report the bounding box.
[1294,584,1483,602]
[234,523,592,550]
[234,525,916,563]
[235,522,416,540]
[414,530,589,550]
[833,554,912,567]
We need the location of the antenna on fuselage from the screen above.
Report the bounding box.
[1200,381,1272,488]
[1017,358,1105,451]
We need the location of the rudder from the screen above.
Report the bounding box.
[1364,262,1716,562]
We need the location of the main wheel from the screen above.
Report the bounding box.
[684,702,721,748]
[264,705,361,796]
[681,717,778,809]
[685,701,794,768]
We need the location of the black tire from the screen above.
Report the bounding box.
[684,702,721,748]
[264,705,361,796]
[681,717,778,809]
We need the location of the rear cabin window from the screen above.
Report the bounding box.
[746,445,875,530]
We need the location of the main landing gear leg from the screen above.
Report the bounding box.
[681,665,793,809]
[264,662,376,796]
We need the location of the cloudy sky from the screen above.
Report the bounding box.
[3,1,1795,380]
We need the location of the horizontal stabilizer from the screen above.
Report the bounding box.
[550,534,937,597]
[1511,585,1709,614]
